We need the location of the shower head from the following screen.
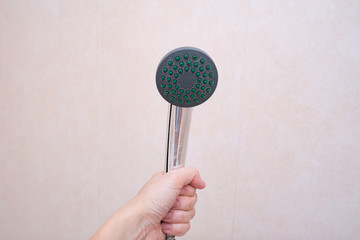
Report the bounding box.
[156,47,218,107]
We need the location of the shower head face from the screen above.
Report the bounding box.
[156,47,218,108]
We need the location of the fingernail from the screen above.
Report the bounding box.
[162,223,172,230]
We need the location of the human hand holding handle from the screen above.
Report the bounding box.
[90,166,206,240]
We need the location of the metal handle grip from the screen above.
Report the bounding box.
[165,104,192,172]
[165,104,192,240]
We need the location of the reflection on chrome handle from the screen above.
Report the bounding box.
[165,104,192,240]
[165,104,192,172]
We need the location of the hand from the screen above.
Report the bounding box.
[90,166,206,240]
[136,166,206,238]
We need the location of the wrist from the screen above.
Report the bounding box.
[123,197,148,239]
[112,197,148,239]
[91,198,147,240]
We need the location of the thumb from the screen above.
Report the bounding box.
[169,166,206,190]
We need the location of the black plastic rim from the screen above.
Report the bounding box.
[156,47,218,108]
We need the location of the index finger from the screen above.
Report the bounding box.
[168,166,206,190]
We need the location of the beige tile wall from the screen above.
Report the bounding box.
[1,1,359,239]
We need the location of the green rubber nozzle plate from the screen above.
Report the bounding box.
[156,47,218,108]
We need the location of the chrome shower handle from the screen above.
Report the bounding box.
[165,104,192,172]
[165,104,192,240]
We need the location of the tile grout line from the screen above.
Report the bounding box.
[231,1,251,239]
[97,0,103,229]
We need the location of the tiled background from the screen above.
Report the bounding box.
[1,1,359,239]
